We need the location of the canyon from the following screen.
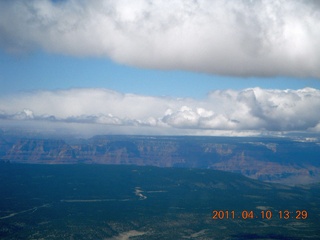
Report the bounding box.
[1,134,319,185]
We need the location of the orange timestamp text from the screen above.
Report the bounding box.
[212,210,308,220]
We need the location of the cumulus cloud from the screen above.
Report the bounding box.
[0,88,320,136]
[0,0,320,77]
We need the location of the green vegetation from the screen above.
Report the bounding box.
[0,163,319,239]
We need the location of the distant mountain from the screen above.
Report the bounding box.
[1,135,320,185]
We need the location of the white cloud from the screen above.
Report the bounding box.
[0,87,320,136]
[0,0,320,77]
[12,109,35,120]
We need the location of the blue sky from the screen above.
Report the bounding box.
[1,50,319,99]
[0,0,320,137]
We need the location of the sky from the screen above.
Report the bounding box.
[0,0,320,137]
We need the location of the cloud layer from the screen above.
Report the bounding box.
[1,0,320,77]
[1,88,320,136]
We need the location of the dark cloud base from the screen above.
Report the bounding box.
[0,0,319,78]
